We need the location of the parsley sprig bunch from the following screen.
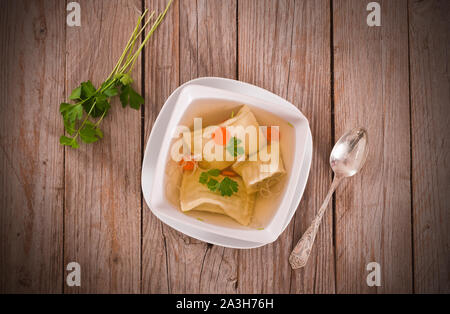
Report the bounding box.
[199,169,239,197]
[60,1,173,148]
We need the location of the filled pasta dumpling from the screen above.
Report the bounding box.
[182,105,266,170]
[232,144,286,194]
[169,104,288,227]
[180,169,255,226]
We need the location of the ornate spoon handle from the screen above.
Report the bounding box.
[289,176,342,269]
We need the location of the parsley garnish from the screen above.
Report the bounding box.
[59,2,173,149]
[199,169,239,197]
[226,137,245,157]
[217,177,239,196]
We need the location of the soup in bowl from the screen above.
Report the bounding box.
[149,85,309,244]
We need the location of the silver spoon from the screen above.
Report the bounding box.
[289,127,369,269]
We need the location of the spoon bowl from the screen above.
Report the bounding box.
[330,127,369,177]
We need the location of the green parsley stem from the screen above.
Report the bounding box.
[71,99,98,142]
[123,14,161,73]
[123,11,156,67]
[107,9,149,81]
[120,0,173,74]
[95,110,107,127]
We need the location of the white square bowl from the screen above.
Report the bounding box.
[146,84,310,244]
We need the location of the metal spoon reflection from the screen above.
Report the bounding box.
[289,127,369,269]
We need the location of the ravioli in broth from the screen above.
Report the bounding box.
[164,99,294,230]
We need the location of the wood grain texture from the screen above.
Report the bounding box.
[142,0,239,293]
[190,0,239,294]
[238,0,294,293]
[238,0,332,293]
[197,0,237,79]
[180,0,239,293]
[286,0,335,294]
[2,0,449,294]
[64,0,142,293]
[0,0,65,293]
[237,0,294,293]
[333,0,412,293]
[142,0,179,293]
[409,0,450,293]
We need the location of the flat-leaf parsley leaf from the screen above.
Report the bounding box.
[198,168,239,197]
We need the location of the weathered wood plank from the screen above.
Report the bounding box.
[238,0,332,293]
[142,0,239,293]
[237,0,294,293]
[197,0,237,80]
[287,0,335,294]
[0,0,65,293]
[64,0,142,293]
[142,0,179,293]
[192,0,239,293]
[409,0,450,294]
[333,0,412,293]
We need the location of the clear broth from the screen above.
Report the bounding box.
[164,99,295,230]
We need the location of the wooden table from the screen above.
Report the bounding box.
[1,0,448,294]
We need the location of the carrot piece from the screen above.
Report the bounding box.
[221,170,237,177]
[266,126,280,142]
[179,155,196,171]
[212,126,229,146]
[183,161,195,171]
